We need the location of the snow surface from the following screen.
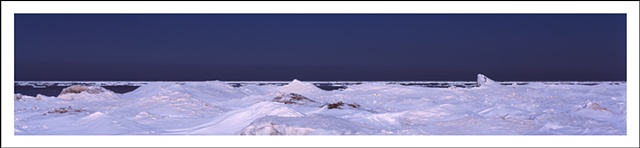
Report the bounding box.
[14,75,627,135]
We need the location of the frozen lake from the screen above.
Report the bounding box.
[13,75,626,135]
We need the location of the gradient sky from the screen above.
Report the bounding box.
[15,14,626,81]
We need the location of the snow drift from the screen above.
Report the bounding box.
[240,114,376,135]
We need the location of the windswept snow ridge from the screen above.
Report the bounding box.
[14,74,627,135]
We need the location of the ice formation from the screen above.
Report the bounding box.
[14,74,627,135]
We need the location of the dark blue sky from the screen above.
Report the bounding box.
[15,14,626,81]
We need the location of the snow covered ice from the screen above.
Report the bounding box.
[14,74,626,135]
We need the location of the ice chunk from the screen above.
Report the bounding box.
[477,74,499,87]
[273,93,318,105]
[57,85,117,100]
[59,85,110,96]
[278,79,323,94]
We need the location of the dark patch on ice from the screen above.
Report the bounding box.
[102,86,140,94]
[15,85,140,96]
[327,101,345,109]
[500,83,512,85]
[544,82,607,86]
[453,85,467,88]
[314,83,347,91]
[317,85,347,91]
[273,93,317,105]
[15,94,24,101]
[257,83,287,86]
[399,83,451,88]
[229,83,243,87]
[44,106,87,115]
[14,85,66,97]
[229,82,348,91]
[578,82,599,86]
[397,82,479,88]
[323,101,361,109]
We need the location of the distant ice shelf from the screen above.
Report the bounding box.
[14,80,625,88]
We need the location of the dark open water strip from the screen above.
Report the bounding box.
[14,86,140,97]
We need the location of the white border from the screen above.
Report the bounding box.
[2,1,638,147]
